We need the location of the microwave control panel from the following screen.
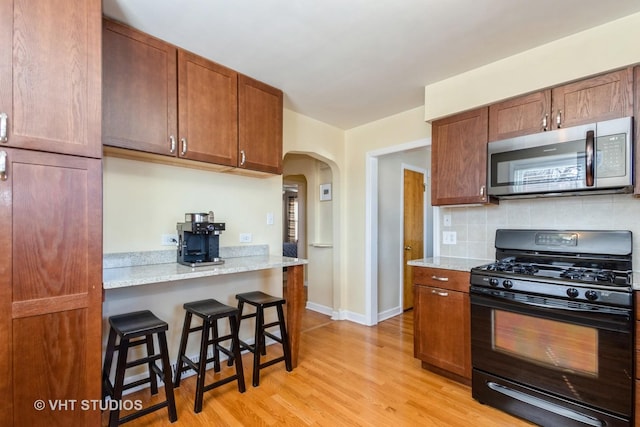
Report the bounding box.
[596,133,626,178]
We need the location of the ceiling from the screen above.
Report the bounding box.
[103,1,640,130]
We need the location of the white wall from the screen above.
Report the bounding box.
[425,12,640,121]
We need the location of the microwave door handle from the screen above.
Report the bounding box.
[585,130,595,187]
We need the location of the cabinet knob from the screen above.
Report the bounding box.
[404,246,412,251]
[0,113,7,143]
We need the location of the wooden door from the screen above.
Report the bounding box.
[403,169,424,310]
[488,90,551,141]
[178,50,238,165]
[634,66,640,196]
[0,0,101,158]
[238,74,283,174]
[551,68,633,129]
[431,108,489,206]
[0,148,102,425]
[102,18,178,156]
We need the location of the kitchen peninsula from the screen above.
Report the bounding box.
[103,245,308,368]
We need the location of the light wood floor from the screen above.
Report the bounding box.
[104,309,534,426]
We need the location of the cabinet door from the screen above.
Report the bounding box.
[488,90,551,141]
[178,50,238,166]
[0,0,101,158]
[0,148,102,425]
[431,108,489,206]
[102,19,178,156]
[551,68,633,129]
[414,284,470,379]
[238,75,283,174]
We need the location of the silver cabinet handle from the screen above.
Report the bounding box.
[0,113,7,143]
[431,275,449,282]
[169,135,176,153]
[480,185,486,199]
[542,114,548,131]
[240,150,246,166]
[431,289,449,297]
[556,110,562,128]
[0,151,7,181]
[180,138,187,156]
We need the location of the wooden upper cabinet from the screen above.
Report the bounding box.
[432,108,489,206]
[102,19,178,156]
[178,50,238,166]
[489,90,551,142]
[488,68,633,142]
[552,68,633,129]
[0,0,101,158]
[238,75,283,174]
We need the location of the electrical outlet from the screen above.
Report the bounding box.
[161,234,178,246]
[442,231,457,245]
[443,214,452,227]
[239,233,252,243]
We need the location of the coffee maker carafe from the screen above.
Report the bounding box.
[177,211,225,267]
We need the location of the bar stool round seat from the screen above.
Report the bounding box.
[174,299,246,413]
[102,310,177,427]
[234,291,292,387]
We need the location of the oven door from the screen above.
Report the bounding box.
[470,286,633,420]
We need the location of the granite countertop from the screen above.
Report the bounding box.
[408,256,492,272]
[103,245,307,289]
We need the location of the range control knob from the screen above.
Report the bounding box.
[585,290,598,301]
[489,278,499,287]
[207,224,215,231]
[502,280,513,289]
[566,288,579,299]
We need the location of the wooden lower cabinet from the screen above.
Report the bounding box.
[0,148,102,426]
[413,267,471,384]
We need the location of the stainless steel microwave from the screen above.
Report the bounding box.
[487,116,633,198]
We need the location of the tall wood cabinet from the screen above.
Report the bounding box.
[431,108,489,206]
[634,66,640,196]
[0,1,102,425]
[103,18,283,175]
[489,68,633,142]
[413,267,471,384]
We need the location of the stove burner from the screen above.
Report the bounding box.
[485,261,538,275]
[560,268,616,283]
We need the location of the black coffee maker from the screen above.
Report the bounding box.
[177,211,225,267]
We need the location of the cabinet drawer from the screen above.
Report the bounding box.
[413,267,470,293]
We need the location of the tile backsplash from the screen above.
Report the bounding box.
[438,194,640,267]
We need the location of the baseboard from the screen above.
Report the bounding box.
[377,306,403,322]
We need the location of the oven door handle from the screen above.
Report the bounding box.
[585,129,595,187]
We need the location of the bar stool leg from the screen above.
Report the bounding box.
[194,319,211,413]
[109,338,130,427]
[157,330,178,422]
[276,303,293,371]
[145,334,159,395]
[252,307,264,387]
[102,328,117,399]
[229,314,246,392]
[212,320,221,372]
[174,311,192,388]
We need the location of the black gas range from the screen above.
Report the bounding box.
[470,229,634,427]
[470,229,633,307]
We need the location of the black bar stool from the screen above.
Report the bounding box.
[173,299,246,413]
[102,310,177,427]
[234,291,292,386]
